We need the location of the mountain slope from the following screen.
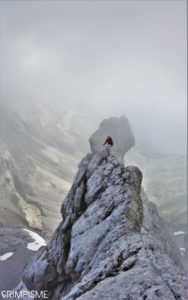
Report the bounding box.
[0,108,88,232]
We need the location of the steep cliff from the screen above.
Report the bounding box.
[20,148,187,300]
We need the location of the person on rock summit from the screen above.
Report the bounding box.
[103,136,113,147]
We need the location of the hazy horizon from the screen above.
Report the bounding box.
[0,0,187,155]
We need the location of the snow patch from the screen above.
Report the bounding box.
[174,231,185,236]
[24,229,46,251]
[0,252,14,261]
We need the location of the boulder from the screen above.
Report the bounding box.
[89,116,135,162]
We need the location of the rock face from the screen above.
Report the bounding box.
[21,149,187,300]
[89,116,135,162]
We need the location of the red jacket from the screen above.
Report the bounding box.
[103,136,113,146]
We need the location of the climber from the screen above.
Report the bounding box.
[103,136,113,147]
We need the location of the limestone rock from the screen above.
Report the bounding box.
[89,116,135,162]
[20,150,187,300]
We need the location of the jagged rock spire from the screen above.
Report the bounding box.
[21,150,187,300]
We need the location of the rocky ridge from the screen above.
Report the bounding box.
[20,148,187,300]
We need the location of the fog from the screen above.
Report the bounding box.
[0,0,187,154]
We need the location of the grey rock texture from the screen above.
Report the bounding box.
[141,189,184,268]
[89,116,135,162]
[21,149,187,300]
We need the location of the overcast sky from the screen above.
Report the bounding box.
[0,0,187,154]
